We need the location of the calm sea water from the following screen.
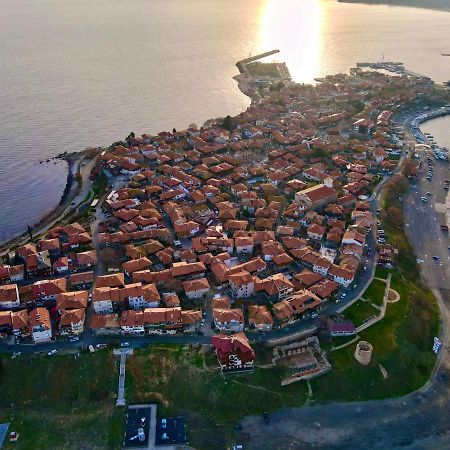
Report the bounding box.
[0,0,449,242]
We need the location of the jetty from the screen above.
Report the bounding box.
[236,49,280,73]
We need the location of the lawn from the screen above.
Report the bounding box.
[125,344,308,449]
[364,278,387,307]
[311,273,439,402]
[0,350,123,450]
[342,299,378,327]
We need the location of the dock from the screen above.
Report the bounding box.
[236,49,280,73]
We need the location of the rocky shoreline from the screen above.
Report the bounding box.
[0,150,87,253]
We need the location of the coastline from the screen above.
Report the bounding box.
[0,150,87,253]
[337,0,450,12]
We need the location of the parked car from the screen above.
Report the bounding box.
[120,342,130,347]
[69,336,79,342]
[47,349,57,356]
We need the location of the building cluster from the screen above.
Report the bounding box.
[1,68,429,360]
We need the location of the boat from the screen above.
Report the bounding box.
[444,81,450,88]
[442,53,450,57]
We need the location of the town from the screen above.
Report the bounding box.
[1,58,449,448]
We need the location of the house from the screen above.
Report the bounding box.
[255,273,295,302]
[235,237,254,254]
[122,257,152,277]
[342,229,365,247]
[307,224,327,241]
[91,313,120,335]
[75,250,98,269]
[144,307,182,334]
[211,332,255,373]
[11,309,29,337]
[273,290,322,322]
[182,277,210,299]
[120,310,145,335]
[229,271,254,299]
[92,287,119,314]
[295,184,338,210]
[125,283,161,309]
[0,284,20,310]
[32,278,67,304]
[53,256,69,274]
[56,291,88,312]
[70,271,94,289]
[29,307,52,343]
[95,273,125,288]
[171,261,206,280]
[0,311,12,335]
[328,265,355,287]
[59,308,86,335]
[213,308,244,332]
[329,320,356,337]
[181,310,203,332]
[248,305,274,331]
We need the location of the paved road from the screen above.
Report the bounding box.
[237,111,450,450]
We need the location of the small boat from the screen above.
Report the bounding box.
[442,53,450,57]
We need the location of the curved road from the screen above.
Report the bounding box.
[238,112,450,450]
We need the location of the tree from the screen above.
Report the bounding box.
[222,115,233,131]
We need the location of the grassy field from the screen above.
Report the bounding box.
[0,350,123,450]
[311,272,439,402]
[125,344,307,449]
[342,299,379,327]
[364,278,387,306]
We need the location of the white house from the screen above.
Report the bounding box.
[229,271,254,299]
[29,307,52,343]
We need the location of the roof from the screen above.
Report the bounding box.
[213,308,243,323]
[29,307,51,330]
[229,270,254,287]
[296,184,338,203]
[56,291,88,310]
[0,284,18,303]
[60,308,86,327]
[182,277,210,293]
[171,261,206,277]
[95,273,125,288]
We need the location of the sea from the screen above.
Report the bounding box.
[0,0,450,242]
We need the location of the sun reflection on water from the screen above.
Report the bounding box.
[258,0,323,84]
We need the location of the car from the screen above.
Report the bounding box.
[47,349,57,356]
[341,293,347,299]
[421,196,427,202]
[427,176,432,181]
[96,343,107,348]
[445,186,450,191]
[161,418,167,428]
[432,255,439,260]
[335,299,341,303]
[427,192,432,196]
[311,312,318,318]
[120,342,130,347]
[378,238,386,243]
[363,266,368,271]
[12,352,21,357]
[69,336,79,342]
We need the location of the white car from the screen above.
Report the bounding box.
[421,196,427,202]
[47,349,57,356]
[121,342,130,347]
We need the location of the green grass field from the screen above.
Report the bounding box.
[125,344,307,449]
[311,273,439,402]
[364,278,387,306]
[0,350,122,450]
[342,299,379,327]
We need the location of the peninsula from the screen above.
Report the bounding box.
[1,58,450,449]
[338,0,450,12]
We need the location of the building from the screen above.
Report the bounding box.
[29,307,52,343]
[0,284,20,310]
[59,308,86,335]
[182,277,210,299]
[248,305,274,331]
[295,184,338,210]
[211,332,255,373]
[213,308,244,332]
[229,271,254,299]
